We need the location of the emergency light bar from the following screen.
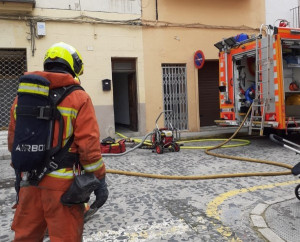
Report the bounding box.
[214,37,237,51]
[224,37,237,47]
[214,41,224,51]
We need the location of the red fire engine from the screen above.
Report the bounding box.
[214,22,300,135]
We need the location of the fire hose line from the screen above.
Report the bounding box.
[116,133,251,149]
[178,139,250,149]
[106,105,292,180]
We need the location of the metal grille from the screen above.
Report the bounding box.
[162,64,188,130]
[0,49,27,130]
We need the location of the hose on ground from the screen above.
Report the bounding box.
[106,105,293,179]
[204,105,292,177]
[102,132,153,157]
[123,135,251,149]
[178,138,250,149]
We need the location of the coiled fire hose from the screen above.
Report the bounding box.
[106,105,292,180]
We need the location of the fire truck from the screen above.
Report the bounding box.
[214,22,300,135]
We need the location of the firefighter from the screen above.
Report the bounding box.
[8,42,108,241]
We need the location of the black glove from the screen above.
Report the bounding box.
[90,177,109,209]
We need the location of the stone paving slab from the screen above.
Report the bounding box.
[251,203,268,215]
[258,228,285,242]
[251,215,267,228]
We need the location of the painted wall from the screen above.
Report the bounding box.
[0,5,144,138]
[0,0,268,137]
[265,0,298,27]
[142,0,265,132]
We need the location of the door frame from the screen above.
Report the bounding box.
[111,58,138,131]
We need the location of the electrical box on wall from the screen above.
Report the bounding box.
[37,22,46,36]
[102,79,111,91]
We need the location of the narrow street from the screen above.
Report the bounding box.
[1,134,299,241]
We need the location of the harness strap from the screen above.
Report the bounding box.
[16,106,54,120]
[48,85,84,155]
[27,152,79,186]
[47,134,76,171]
[55,152,79,169]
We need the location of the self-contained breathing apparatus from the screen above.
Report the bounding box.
[12,74,84,196]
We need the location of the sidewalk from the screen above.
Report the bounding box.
[250,195,300,242]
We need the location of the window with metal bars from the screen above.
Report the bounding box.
[162,64,188,130]
[0,49,27,130]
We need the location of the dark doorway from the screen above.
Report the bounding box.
[198,60,219,127]
[112,59,138,132]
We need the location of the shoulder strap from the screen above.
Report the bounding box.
[49,85,84,155]
[50,85,84,106]
[38,85,85,178]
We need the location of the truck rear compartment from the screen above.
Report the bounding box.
[282,39,300,128]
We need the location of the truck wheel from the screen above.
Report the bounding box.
[295,184,300,200]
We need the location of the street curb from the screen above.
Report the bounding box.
[250,195,295,242]
[257,228,285,242]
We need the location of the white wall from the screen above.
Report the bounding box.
[265,0,298,27]
[36,0,141,14]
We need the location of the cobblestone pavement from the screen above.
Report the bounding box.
[1,133,300,241]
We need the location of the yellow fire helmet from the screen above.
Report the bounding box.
[44,42,84,77]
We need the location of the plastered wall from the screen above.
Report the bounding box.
[0,7,145,138]
[142,0,265,132]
